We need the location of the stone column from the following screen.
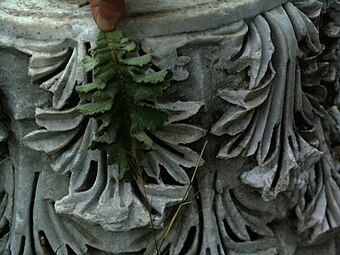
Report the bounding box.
[0,0,339,254]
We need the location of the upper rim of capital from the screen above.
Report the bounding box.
[0,0,289,41]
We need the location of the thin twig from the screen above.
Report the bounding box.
[158,140,208,251]
[140,175,161,255]
[0,156,9,166]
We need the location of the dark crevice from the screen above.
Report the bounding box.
[159,164,183,186]
[303,85,327,105]
[304,188,313,205]
[181,106,208,130]
[230,31,248,62]
[267,127,282,191]
[64,171,71,179]
[30,172,40,255]
[183,166,195,182]
[139,248,147,255]
[142,173,158,185]
[150,62,162,72]
[178,227,197,255]
[314,163,321,191]
[209,109,224,128]
[223,190,244,243]
[18,236,25,255]
[321,81,337,109]
[0,90,10,162]
[0,220,9,239]
[288,136,295,152]
[118,182,125,207]
[294,111,314,133]
[223,219,243,242]
[38,231,54,255]
[206,247,211,255]
[264,124,279,162]
[66,245,77,255]
[78,1,90,8]
[108,178,116,198]
[244,66,251,84]
[270,145,283,191]
[75,160,98,192]
[79,154,107,211]
[297,40,313,58]
[245,225,261,241]
[61,90,80,110]
[193,179,203,255]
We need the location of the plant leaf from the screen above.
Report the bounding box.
[134,69,170,84]
[78,100,113,116]
[77,29,172,181]
[121,54,152,67]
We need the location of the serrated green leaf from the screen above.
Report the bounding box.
[83,56,99,72]
[97,114,111,132]
[122,42,137,52]
[95,132,116,144]
[93,62,116,78]
[92,48,112,63]
[103,80,120,98]
[120,38,129,44]
[124,66,140,77]
[78,100,113,116]
[93,47,110,56]
[94,121,119,144]
[109,30,123,44]
[77,86,106,101]
[129,104,168,132]
[95,70,117,84]
[83,80,119,101]
[131,130,153,150]
[134,69,170,84]
[95,32,108,48]
[121,54,152,67]
[133,82,170,103]
[75,81,106,94]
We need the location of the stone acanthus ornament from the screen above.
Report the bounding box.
[0,0,339,254]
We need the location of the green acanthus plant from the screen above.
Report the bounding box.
[76,30,172,181]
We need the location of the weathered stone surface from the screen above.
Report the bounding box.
[0,0,339,254]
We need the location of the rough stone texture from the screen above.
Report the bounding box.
[0,0,340,254]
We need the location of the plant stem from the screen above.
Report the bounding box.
[158,140,208,252]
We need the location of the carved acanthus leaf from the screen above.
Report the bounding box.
[294,0,340,241]
[21,38,207,230]
[211,3,324,202]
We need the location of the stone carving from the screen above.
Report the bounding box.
[0,0,339,254]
